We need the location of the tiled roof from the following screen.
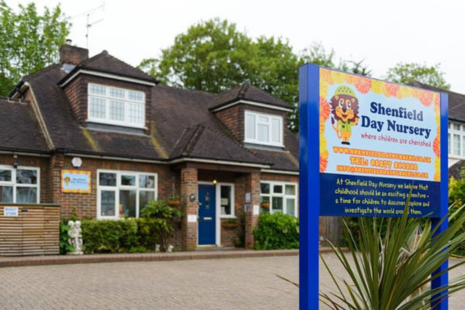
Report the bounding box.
[209,82,292,111]
[170,124,270,166]
[0,98,49,153]
[60,51,157,85]
[12,50,299,172]
[410,81,465,121]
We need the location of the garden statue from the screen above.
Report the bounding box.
[67,220,83,255]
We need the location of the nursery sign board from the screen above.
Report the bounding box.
[317,68,442,218]
[298,63,449,310]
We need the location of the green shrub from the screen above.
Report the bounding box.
[253,212,299,250]
[59,221,74,254]
[81,219,138,254]
[141,200,182,252]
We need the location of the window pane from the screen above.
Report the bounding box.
[89,97,106,119]
[258,124,268,142]
[0,186,13,202]
[17,169,37,184]
[139,191,155,215]
[109,100,125,121]
[128,90,144,102]
[220,186,232,215]
[271,118,281,143]
[100,190,115,216]
[454,134,461,156]
[0,169,11,181]
[128,103,144,125]
[120,190,136,218]
[89,84,105,96]
[258,116,268,123]
[99,173,116,186]
[245,114,255,140]
[260,183,270,194]
[139,175,155,188]
[260,196,270,213]
[286,198,296,216]
[272,197,283,213]
[454,123,461,130]
[285,185,295,195]
[109,87,125,98]
[273,185,283,194]
[121,175,136,186]
[17,187,37,203]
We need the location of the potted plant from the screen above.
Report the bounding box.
[222,218,238,229]
[166,196,181,207]
[260,201,270,209]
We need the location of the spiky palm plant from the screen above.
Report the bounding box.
[320,201,465,310]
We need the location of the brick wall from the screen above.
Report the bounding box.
[180,167,198,251]
[46,155,172,219]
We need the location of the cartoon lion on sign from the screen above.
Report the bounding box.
[330,85,360,145]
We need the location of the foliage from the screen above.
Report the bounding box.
[448,175,465,255]
[253,212,299,250]
[0,1,70,96]
[321,201,465,309]
[59,221,74,254]
[140,200,182,252]
[385,62,450,90]
[80,219,138,254]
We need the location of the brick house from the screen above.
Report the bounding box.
[0,43,299,251]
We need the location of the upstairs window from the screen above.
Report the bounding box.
[88,83,145,128]
[245,111,283,146]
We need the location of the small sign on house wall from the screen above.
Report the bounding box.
[61,170,91,193]
[4,207,18,216]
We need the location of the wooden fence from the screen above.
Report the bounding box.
[0,204,61,256]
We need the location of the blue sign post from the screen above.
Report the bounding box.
[299,63,449,309]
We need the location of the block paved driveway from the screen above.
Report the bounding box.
[1,253,465,309]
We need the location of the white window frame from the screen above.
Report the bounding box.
[260,181,298,217]
[0,165,40,204]
[97,169,157,219]
[449,121,465,159]
[88,83,146,128]
[217,182,235,219]
[244,110,283,147]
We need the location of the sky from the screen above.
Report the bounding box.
[7,0,465,93]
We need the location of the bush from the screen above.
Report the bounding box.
[253,212,299,250]
[81,219,138,254]
[141,200,182,252]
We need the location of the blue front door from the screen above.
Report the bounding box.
[198,184,216,245]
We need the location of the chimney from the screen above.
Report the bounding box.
[59,39,89,66]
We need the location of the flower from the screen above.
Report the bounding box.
[354,77,372,94]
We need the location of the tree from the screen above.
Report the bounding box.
[138,18,302,131]
[0,1,70,96]
[385,62,450,90]
[137,19,370,132]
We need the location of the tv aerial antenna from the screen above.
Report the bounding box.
[72,2,105,49]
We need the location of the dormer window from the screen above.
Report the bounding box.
[88,83,145,128]
[245,111,283,146]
